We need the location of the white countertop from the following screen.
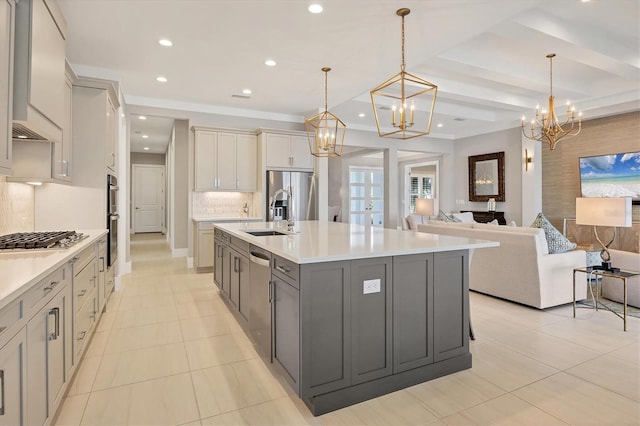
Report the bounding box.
[0,229,108,310]
[214,221,499,264]
[192,216,263,223]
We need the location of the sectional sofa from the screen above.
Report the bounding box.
[417,221,588,309]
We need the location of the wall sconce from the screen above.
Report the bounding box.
[525,149,533,171]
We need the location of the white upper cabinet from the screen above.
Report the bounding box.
[13,0,66,143]
[193,127,257,192]
[262,130,314,171]
[0,0,14,175]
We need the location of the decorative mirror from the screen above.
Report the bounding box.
[468,151,505,202]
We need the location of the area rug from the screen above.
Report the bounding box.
[576,280,640,319]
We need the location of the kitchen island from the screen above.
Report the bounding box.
[213,221,498,415]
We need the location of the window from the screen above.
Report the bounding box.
[410,175,433,212]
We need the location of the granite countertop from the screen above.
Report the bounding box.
[192,216,263,223]
[0,229,108,310]
[214,220,499,264]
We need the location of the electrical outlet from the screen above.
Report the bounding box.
[363,279,381,295]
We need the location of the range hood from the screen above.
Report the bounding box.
[12,120,55,142]
[12,0,66,144]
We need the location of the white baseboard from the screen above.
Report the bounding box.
[172,248,188,258]
[187,257,193,269]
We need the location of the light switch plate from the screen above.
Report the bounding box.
[363,279,381,294]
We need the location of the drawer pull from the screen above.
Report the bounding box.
[78,289,87,297]
[43,280,60,292]
[275,265,291,274]
[69,257,79,264]
[77,331,86,341]
[0,326,6,335]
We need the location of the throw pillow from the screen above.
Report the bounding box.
[487,219,499,225]
[452,212,475,223]
[530,212,577,254]
[508,220,517,227]
[437,210,461,223]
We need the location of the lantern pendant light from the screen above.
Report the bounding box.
[305,67,346,157]
[370,8,438,140]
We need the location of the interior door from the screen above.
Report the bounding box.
[349,167,384,228]
[133,164,164,233]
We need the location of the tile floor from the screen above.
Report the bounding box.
[54,233,640,425]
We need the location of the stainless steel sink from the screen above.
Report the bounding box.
[243,230,288,237]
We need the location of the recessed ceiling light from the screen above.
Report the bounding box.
[142,134,149,139]
[265,59,276,67]
[143,147,150,150]
[242,89,252,95]
[308,4,323,13]
[358,113,365,118]
[138,115,147,120]
[17,135,27,139]
[156,76,167,82]
[437,123,443,128]
[158,38,173,47]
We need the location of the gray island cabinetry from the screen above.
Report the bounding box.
[213,221,496,415]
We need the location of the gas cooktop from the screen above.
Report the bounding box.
[0,231,87,251]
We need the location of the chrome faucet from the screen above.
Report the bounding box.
[272,188,294,231]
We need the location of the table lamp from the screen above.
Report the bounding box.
[575,197,632,272]
[415,198,438,218]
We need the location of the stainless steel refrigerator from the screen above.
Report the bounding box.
[266,170,317,222]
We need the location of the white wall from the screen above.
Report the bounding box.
[453,127,523,225]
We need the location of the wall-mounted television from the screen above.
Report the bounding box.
[579,151,640,205]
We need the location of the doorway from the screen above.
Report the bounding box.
[132,164,165,233]
[348,167,384,227]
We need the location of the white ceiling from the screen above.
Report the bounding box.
[57,0,640,154]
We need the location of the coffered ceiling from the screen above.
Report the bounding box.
[58,0,639,153]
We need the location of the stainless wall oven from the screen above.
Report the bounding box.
[107,174,119,267]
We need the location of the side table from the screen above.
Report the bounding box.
[573,267,640,331]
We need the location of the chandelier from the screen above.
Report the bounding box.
[305,67,345,157]
[370,8,438,140]
[521,53,582,150]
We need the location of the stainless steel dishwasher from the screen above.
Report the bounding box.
[248,244,272,361]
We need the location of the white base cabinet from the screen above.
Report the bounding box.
[0,327,26,426]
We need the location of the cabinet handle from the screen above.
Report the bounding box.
[69,257,79,264]
[233,256,239,273]
[0,370,4,415]
[111,153,115,167]
[43,280,59,292]
[99,257,105,272]
[77,331,87,341]
[49,307,60,341]
[78,289,87,297]
[0,326,6,336]
[268,281,273,303]
[275,265,291,274]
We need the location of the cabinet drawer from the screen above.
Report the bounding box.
[230,236,249,256]
[0,298,24,347]
[215,230,230,244]
[72,245,96,275]
[74,261,96,313]
[272,255,299,289]
[75,293,97,360]
[24,265,67,315]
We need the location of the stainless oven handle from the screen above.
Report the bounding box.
[109,185,119,191]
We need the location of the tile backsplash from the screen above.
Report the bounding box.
[192,192,260,218]
[0,176,34,235]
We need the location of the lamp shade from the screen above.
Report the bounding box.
[415,198,438,216]
[575,197,632,227]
